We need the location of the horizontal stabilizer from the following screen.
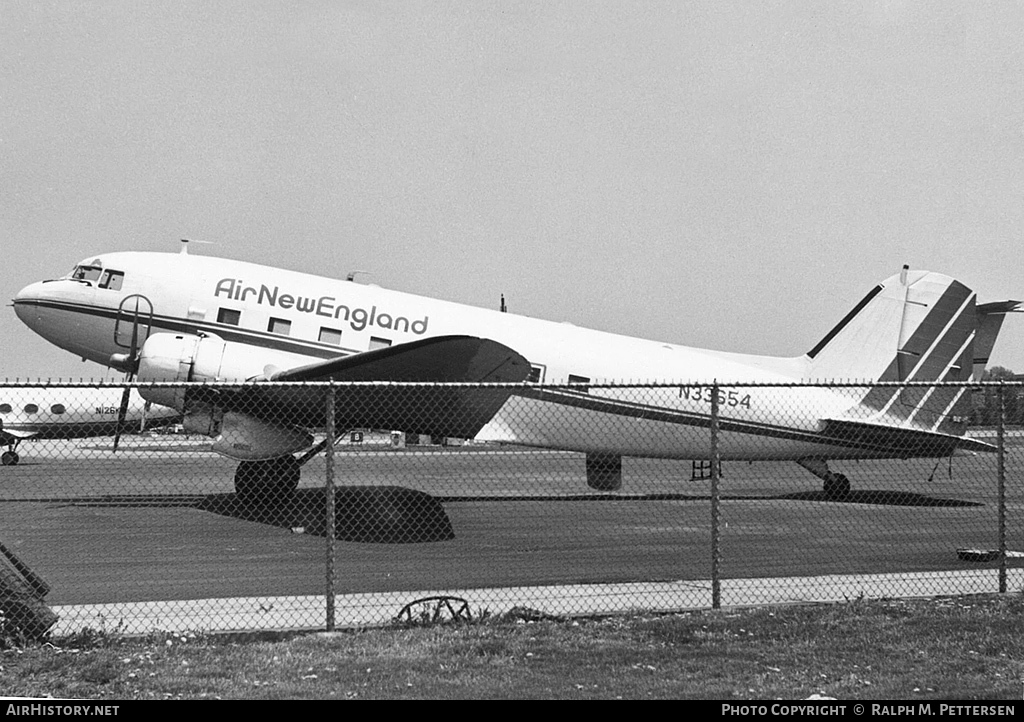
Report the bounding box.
[820,418,994,456]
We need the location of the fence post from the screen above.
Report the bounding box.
[325,383,337,630]
[997,382,1006,594]
[710,381,721,609]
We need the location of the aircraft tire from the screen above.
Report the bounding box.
[1,451,17,466]
[233,461,263,502]
[234,456,300,506]
[823,474,851,501]
[270,455,301,495]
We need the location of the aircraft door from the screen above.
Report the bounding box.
[114,294,154,352]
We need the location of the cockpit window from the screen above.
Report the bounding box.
[99,270,124,291]
[71,265,102,282]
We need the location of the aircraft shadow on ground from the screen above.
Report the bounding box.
[771,490,982,507]
[200,487,455,543]
[439,490,981,507]
[60,486,978,544]
[67,486,455,544]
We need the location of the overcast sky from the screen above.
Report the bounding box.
[2,1,1022,380]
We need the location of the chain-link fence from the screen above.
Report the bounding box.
[0,380,1020,637]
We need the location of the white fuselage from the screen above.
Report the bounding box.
[0,385,178,443]
[13,251,868,460]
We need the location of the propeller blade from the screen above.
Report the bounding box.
[126,302,141,380]
[113,385,131,452]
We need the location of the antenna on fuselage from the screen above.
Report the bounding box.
[500,294,507,313]
[180,238,214,255]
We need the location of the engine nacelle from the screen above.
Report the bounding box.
[136,332,259,410]
[133,333,313,460]
[197,408,312,461]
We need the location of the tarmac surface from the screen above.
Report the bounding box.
[48,568,1024,635]
[1,435,1022,634]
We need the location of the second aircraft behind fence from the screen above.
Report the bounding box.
[12,245,1020,501]
[0,386,180,465]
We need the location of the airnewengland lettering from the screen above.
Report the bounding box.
[213,278,429,335]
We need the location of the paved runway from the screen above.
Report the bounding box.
[1,436,1021,633]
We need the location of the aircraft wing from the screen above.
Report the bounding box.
[819,418,995,456]
[187,335,531,439]
[266,335,528,384]
[0,428,40,441]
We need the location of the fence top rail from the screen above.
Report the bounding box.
[1,379,1023,390]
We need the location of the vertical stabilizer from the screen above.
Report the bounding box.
[806,268,981,435]
[972,301,1022,380]
[806,268,975,383]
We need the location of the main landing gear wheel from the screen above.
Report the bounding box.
[823,473,851,501]
[234,455,301,506]
[1,451,19,466]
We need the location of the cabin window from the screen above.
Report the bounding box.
[369,336,392,350]
[50,404,66,415]
[268,317,291,336]
[568,374,591,393]
[217,308,241,326]
[23,404,38,414]
[99,270,124,291]
[529,365,545,383]
[0,404,10,414]
[319,327,342,345]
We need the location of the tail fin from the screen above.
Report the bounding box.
[972,301,1022,380]
[806,265,975,384]
[805,266,995,435]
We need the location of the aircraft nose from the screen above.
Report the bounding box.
[13,281,48,326]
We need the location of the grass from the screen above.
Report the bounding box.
[1,594,1022,700]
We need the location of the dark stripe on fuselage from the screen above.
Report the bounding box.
[519,387,960,457]
[13,298,359,361]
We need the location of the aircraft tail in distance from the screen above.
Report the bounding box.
[804,265,1019,436]
[972,301,1022,380]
